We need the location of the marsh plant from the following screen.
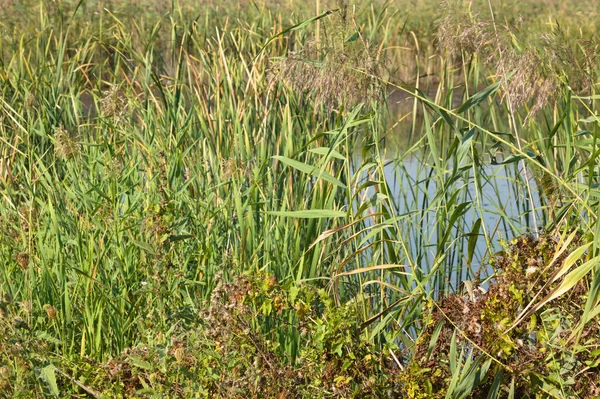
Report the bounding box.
[437,3,599,119]
[273,0,384,109]
[403,234,600,398]
[1,0,600,397]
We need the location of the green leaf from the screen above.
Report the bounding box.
[289,285,300,304]
[128,355,153,371]
[579,115,600,123]
[508,377,515,399]
[334,342,343,356]
[427,321,445,362]
[261,299,273,316]
[255,10,335,61]
[308,147,346,160]
[39,365,59,397]
[449,331,458,376]
[166,234,193,243]
[550,242,592,283]
[546,255,600,303]
[36,331,62,346]
[274,155,346,188]
[516,254,600,326]
[131,240,156,255]
[486,370,504,399]
[438,202,471,251]
[467,219,482,266]
[268,210,346,218]
[456,81,501,114]
[501,154,527,164]
[344,31,359,44]
[454,356,488,399]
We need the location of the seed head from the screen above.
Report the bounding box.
[15,252,29,270]
[54,125,81,160]
[19,300,31,314]
[436,7,494,58]
[272,1,384,109]
[100,86,127,121]
[44,304,57,320]
[0,365,9,390]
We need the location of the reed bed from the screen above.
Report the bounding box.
[1,0,600,397]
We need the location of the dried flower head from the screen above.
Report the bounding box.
[272,2,384,109]
[0,365,9,381]
[54,125,81,160]
[220,158,253,179]
[105,158,124,179]
[100,86,127,120]
[498,49,559,117]
[436,8,495,58]
[19,300,31,314]
[19,203,36,233]
[15,252,29,270]
[141,209,169,246]
[24,91,35,110]
[499,30,597,120]
[436,5,599,120]
[173,347,185,363]
[43,304,57,320]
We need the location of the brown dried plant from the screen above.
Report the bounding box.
[436,5,495,60]
[54,125,81,160]
[272,0,384,109]
[437,3,598,120]
[100,85,127,122]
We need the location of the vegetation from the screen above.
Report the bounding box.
[1,0,600,397]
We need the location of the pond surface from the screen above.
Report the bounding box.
[353,150,543,291]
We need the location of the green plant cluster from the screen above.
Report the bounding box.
[2,0,600,397]
[404,234,600,398]
[1,271,405,398]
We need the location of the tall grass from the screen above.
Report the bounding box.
[1,0,600,397]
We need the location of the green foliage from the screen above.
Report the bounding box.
[2,0,600,397]
[192,271,402,398]
[2,272,402,397]
[405,234,600,398]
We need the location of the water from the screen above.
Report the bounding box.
[351,151,543,293]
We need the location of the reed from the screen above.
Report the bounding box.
[1,0,599,397]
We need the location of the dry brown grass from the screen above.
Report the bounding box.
[272,1,384,109]
[436,2,599,119]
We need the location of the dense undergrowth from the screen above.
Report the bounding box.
[2,0,600,397]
